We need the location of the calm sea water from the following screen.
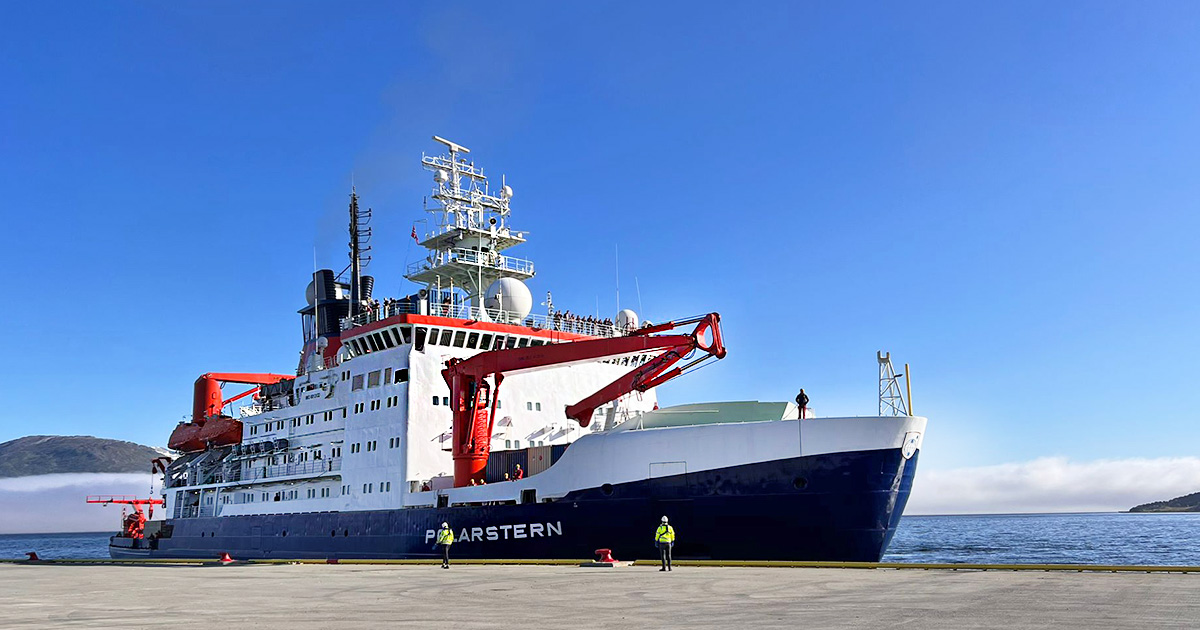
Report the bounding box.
[3,513,1197,564]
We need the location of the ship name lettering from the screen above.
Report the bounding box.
[424,521,563,544]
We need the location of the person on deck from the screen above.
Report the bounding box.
[514,464,524,480]
[796,389,809,419]
[655,516,675,572]
[436,522,455,569]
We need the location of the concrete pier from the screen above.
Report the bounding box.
[2,563,1197,629]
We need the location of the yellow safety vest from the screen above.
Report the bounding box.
[655,524,675,544]
[437,528,454,545]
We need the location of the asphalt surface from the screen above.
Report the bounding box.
[2,563,1197,629]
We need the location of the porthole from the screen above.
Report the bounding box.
[344,529,349,537]
[793,477,808,490]
[281,530,287,537]
[331,530,336,537]
[600,483,614,496]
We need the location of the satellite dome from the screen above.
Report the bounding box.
[484,278,533,321]
[435,169,450,183]
[501,184,514,199]
[305,280,316,306]
[617,309,639,330]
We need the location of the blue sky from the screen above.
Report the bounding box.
[2,2,1199,476]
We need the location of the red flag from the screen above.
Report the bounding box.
[411,226,418,242]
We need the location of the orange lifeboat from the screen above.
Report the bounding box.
[168,422,205,452]
[197,415,242,447]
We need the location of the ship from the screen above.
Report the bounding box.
[105,136,927,561]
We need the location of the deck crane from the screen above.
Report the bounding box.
[442,313,727,486]
[86,495,166,539]
[168,372,295,452]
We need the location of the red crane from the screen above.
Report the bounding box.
[86,495,166,539]
[442,313,727,486]
[168,372,294,452]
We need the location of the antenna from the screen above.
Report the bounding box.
[878,351,910,416]
[635,276,644,317]
[615,244,620,316]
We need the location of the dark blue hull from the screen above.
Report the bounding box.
[121,447,918,562]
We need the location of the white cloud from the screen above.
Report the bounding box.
[907,456,1200,515]
[0,473,158,534]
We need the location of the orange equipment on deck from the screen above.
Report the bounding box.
[86,495,166,539]
[168,372,294,452]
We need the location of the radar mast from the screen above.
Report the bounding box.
[405,136,535,320]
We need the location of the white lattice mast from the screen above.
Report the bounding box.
[878,351,910,416]
[406,136,534,315]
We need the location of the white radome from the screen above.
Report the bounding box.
[485,278,533,320]
[617,309,639,330]
[501,184,514,199]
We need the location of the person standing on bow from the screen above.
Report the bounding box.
[796,389,809,419]
[655,516,675,572]
[436,522,455,569]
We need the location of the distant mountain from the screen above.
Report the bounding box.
[1129,491,1200,513]
[0,436,167,477]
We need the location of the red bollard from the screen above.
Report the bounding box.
[25,552,40,562]
[595,548,618,563]
[218,552,234,564]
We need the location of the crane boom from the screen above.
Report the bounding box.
[193,372,294,422]
[441,313,726,486]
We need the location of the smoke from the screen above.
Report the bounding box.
[0,473,157,534]
[907,456,1200,515]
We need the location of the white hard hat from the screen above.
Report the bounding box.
[441,522,448,528]
[661,516,669,523]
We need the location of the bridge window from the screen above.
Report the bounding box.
[480,333,493,349]
[427,328,440,345]
[352,375,364,391]
[414,327,427,352]
[467,332,480,348]
[505,336,517,349]
[395,368,409,384]
[368,370,381,387]
[384,367,392,383]
[517,337,530,348]
[453,331,467,347]
[440,330,453,346]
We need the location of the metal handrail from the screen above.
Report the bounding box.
[345,301,636,338]
[406,247,534,277]
[243,458,342,481]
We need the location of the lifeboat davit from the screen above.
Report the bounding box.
[167,422,205,452]
[197,415,242,447]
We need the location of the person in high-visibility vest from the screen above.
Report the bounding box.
[654,516,675,571]
[436,522,455,568]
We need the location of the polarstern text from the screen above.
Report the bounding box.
[425,521,563,543]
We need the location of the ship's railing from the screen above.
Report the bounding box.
[242,458,342,482]
[406,247,534,278]
[345,301,637,338]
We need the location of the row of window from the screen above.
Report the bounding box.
[250,409,345,436]
[504,439,548,449]
[348,439,399,454]
[349,367,411,391]
[415,326,549,354]
[361,481,393,494]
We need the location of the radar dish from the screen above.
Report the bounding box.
[617,309,639,330]
[484,278,533,321]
